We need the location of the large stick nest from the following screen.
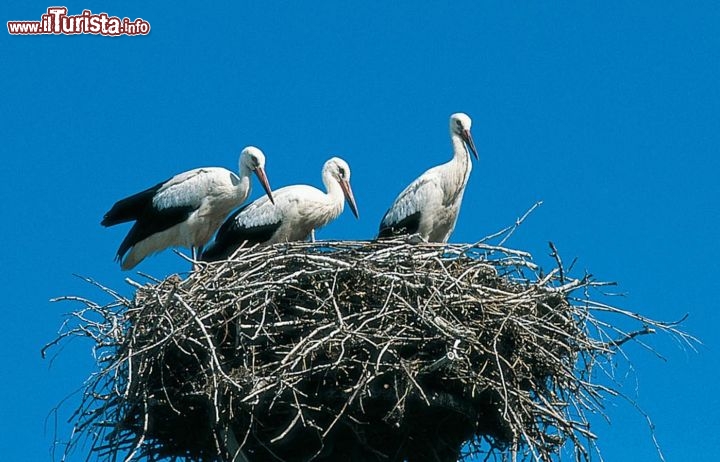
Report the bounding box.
[47,239,691,462]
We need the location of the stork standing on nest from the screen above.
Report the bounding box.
[378,113,478,242]
[201,157,359,261]
[102,146,274,270]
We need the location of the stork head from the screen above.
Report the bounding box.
[450,113,478,160]
[325,157,360,219]
[240,146,275,204]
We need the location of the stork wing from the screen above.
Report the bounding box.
[101,179,167,226]
[378,211,422,238]
[102,168,228,227]
[378,170,441,237]
[202,196,281,261]
[115,204,197,261]
[108,168,234,260]
[152,167,238,210]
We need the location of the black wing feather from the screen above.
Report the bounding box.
[201,205,281,261]
[101,179,167,227]
[378,211,422,238]
[115,204,197,261]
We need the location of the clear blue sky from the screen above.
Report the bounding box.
[2,1,718,460]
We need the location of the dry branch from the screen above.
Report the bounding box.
[47,239,693,462]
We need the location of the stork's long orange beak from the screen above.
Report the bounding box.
[255,167,275,204]
[463,129,479,160]
[339,179,359,219]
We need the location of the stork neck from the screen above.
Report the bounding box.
[451,133,471,164]
[448,131,472,190]
[237,162,253,196]
[238,160,251,179]
[323,171,346,212]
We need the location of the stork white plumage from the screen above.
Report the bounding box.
[102,146,274,270]
[201,157,359,261]
[378,113,478,242]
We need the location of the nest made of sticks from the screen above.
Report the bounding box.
[47,238,692,462]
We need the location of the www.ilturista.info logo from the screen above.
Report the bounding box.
[7,7,150,36]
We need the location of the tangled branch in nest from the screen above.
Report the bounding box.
[47,239,693,462]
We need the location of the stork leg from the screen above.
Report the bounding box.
[191,245,204,271]
[310,229,316,243]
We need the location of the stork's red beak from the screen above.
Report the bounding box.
[463,129,478,160]
[255,167,275,204]
[339,179,359,219]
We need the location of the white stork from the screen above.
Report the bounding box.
[201,157,359,261]
[101,146,274,270]
[378,113,478,242]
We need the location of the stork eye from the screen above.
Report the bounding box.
[455,120,463,127]
[338,167,346,177]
